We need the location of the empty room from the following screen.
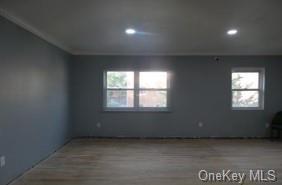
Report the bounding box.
[1,0,282,185]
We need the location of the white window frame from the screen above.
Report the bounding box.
[231,68,265,110]
[103,70,171,112]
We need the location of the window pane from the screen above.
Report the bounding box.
[232,72,259,89]
[232,91,259,108]
[139,91,167,107]
[140,72,167,89]
[107,72,134,89]
[107,90,134,107]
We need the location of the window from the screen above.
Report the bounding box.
[231,68,265,110]
[105,71,134,108]
[104,71,170,111]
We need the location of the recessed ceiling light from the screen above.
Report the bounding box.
[125,28,136,35]
[227,29,238,36]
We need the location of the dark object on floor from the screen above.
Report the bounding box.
[270,111,282,139]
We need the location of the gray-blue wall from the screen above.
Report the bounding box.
[70,56,282,138]
[0,16,71,185]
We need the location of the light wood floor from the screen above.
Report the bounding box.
[11,139,282,185]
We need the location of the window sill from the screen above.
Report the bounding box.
[232,107,264,111]
[102,108,171,113]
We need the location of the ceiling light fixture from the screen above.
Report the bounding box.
[227,29,238,36]
[125,28,136,35]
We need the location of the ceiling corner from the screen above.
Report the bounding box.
[0,7,73,54]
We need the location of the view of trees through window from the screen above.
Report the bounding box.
[107,72,134,89]
[232,72,260,108]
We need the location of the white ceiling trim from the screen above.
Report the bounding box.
[0,8,72,54]
[72,50,282,56]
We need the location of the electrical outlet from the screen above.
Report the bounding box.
[198,122,203,127]
[96,122,101,128]
[0,156,5,168]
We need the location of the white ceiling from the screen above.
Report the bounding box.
[1,0,282,55]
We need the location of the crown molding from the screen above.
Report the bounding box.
[0,8,73,54]
[72,50,282,56]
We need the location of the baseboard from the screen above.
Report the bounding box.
[74,136,271,140]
